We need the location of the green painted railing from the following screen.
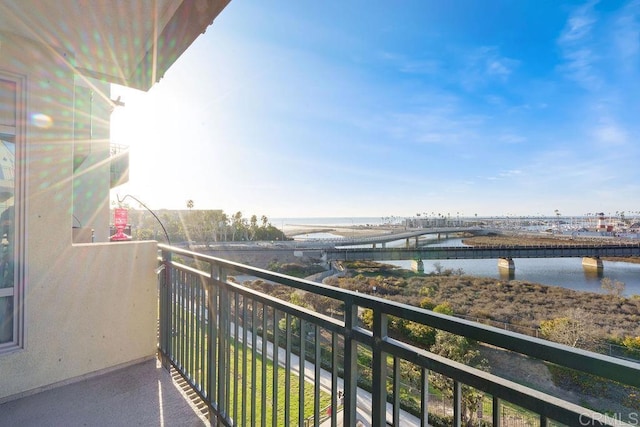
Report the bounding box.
[157,244,640,427]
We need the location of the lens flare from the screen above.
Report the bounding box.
[30,113,53,129]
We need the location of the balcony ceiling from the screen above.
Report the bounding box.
[0,0,230,91]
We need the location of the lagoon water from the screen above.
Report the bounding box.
[279,217,640,296]
[398,237,640,296]
[389,249,640,296]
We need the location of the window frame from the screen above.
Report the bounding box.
[0,70,26,353]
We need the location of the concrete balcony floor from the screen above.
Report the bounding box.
[0,358,209,427]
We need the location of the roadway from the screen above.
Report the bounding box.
[228,323,421,427]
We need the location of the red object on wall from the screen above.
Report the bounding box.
[110,208,131,241]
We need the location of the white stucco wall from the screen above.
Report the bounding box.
[0,31,159,401]
[0,242,158,401]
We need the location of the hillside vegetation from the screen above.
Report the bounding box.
[324,261,640,340]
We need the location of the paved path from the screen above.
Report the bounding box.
[232,324,422,427]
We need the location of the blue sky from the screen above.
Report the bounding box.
[110,0,640,219]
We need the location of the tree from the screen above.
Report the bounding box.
[430,331,489,426]
[539,308,598,350]
[622,336,640,355]
[219,212,229,241]
[601,277,625,298]
[186,199,194,210]
[432,262,444,275]
[249,214,258,240]
[303,292,340,316]
[433,302,453,315]
[229,211,251,241]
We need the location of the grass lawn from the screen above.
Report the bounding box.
[226,337,332,426]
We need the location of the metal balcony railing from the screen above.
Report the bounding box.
[157,244,640,427]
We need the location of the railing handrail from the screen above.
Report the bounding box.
[158,243,640,390]
[158,244,640,426]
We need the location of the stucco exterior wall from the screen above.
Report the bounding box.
[0,242,158,401]
[0,30,159,401]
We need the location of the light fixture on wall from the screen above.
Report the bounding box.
[109,96,125,112]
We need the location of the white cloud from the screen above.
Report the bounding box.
[559,3,597,43]
[613,0,640,69]
[483,169,523,182]
[557,1,601,90]
[386,108,486,146]
[593,122,628,145]
[560,48,602,90]
[499,169,522,177]
[460,46,519,90]
[498,133,527,144]
[398,59,442,75]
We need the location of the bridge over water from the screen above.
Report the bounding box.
[298,226,485,248]
[322,243,640,272]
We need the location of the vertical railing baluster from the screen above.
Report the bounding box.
[220,268,233,418]
[392,357,400,427]
[187,273,193,380]
[177,270,183,370]
[200,281,206,393]
[181,270,187,371]
[540,415,549,427]
[261,303,268,427]
[251,299,258,427]
[421,368,429,427]
[184,273,189,377]
[331,332,338,427]
[194,277,201,389]
[493,395,501,426]
[175,269,179,366]
[284,313,292,427]
[272,308,279,427]
[184,271,188,372]
[197,277,203,388]
[343,298,358,427]
[242,294,248,426]
[219,266,229,421]
[171,267,177,363]
[159,249,171,370]
[453,380,462,427]
[207,263,219,419]
[314,324,321,427]
[233,291,239,424]
[298,318,306,427]
[201,280,206,390]
[372,307,388,427]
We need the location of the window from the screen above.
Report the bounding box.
[0,73,23,350]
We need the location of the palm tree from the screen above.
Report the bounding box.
[231,211,243,241]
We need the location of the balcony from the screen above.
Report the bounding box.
[2,244,639,426]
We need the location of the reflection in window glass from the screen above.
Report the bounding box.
[0,79,16,344]
[0,297,13,343]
